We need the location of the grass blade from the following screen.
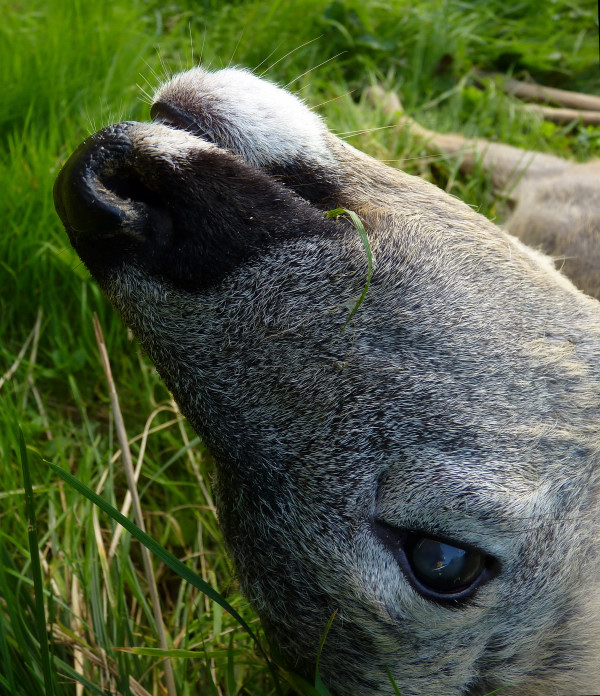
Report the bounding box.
[49,462,283,695]
[19,426,55,696]
[326,208,373,329]
[0,580,16,694]
[314,610,337,696]
[385,665,403,695]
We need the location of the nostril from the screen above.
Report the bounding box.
[53,139,131,243]
[102,172,159,210]
[53,123,173,258]
[54,128,135,244]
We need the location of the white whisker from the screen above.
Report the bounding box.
[283,52,345,89]
[336,124,399,138]
[313,90,356,109]
[227,31,245,68]
[258,37,322,77]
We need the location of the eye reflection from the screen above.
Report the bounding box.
[408,537,486,593]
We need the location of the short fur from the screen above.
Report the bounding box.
[54,67,600,695]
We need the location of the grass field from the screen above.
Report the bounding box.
[2,0,599,694]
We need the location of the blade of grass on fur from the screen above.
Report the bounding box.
[385,665,403,695]
[482,687,514,695]
[92,314,177,696]
[18,425,55,696]
[281,670,327,696]
[326,208,372,328]
[314,609,337,696]
[48,463,283,695]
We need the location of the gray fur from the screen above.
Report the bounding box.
[54,67,600,695]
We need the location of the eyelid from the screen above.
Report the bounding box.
[371,517,500,605]
[371,517,490,556]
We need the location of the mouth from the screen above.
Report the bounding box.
[150,100,211,141]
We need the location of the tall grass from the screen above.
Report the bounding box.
[1,0,598,693]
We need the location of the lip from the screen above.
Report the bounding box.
[150,100,208,139]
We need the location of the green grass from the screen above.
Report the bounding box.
[2,0,599,693]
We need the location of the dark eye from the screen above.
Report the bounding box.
[372,519,497,603]
[407,537,485,593]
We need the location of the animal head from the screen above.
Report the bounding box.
[54,66,600,695]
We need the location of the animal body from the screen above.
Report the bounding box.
[54,67,600,695]
[367,84,600,298]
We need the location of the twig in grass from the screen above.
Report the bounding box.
[473,71,600,112]
[23,309,54,440]
[520,103,600,125]
[21,307,42,409]
[91,465,115,614]
[1,309,53,439]
[70,574,85,696]
[107,404,174,563]
[472,71,600,124]
[92,314,178,696]
[30,382,54,440]
[171,398,215,512]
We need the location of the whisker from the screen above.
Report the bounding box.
[156,47,171,83]
[138,68,158,91]
[284,52,346,89]
[199,22,207,67]
[189,21,194,68]
[84,107,96,135]
[376,155,445,164]
[313,89,356,109]
[136,84,154,106]
[258,37,322,77]
[253,42,285,75]
[336,124,399,138]
[141,61,164,98]
[227,31,245,68]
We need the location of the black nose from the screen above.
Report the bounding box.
[53,121,175,277]
[53,123,139,245]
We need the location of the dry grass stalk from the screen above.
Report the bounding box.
[93,313,178,696]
